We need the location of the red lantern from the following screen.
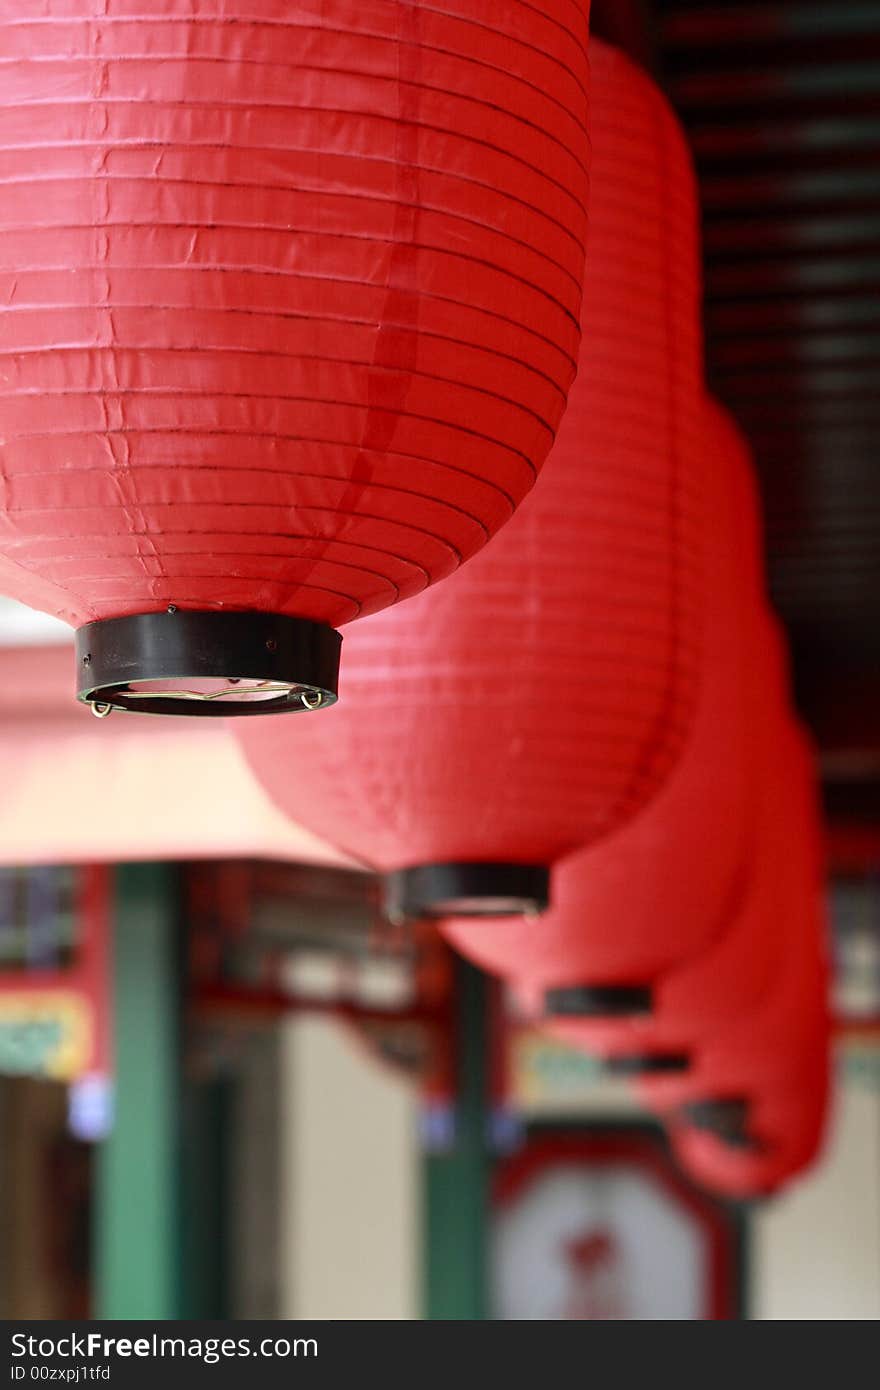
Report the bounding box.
[442,400,760,995]
[666,737,829,1205]
[668,1036,830,1199]
[239,39,705,916]
[538,697,807,1066]
[631,726,830,1163]
[0,0,590,715]
[518,713,831,1200]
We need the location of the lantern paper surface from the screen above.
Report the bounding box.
[540,661,802,1060]
[239,39,705,879]
[442,401,757,982]
[634,724,830,1118]
[0,0,590,709]
[668,1038,830,1198]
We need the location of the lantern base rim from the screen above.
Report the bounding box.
[544,984,654,1018]
[384,861,550,922]
[603,1052,691,1077]
[682,1097,755,1150]
[75,609,341,717]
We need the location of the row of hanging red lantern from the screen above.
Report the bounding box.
[438,396,832,1197]
[0,0,591,714]
[505,611,789,1045]
[234,36,832,1198]
[641,725,831,1196]
[0,6,831,1200]
[536,711,830,1195]
[442,399,763,1010]
[238,37,707,921]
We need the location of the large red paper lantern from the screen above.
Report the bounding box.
[239,39,705,916]
[442,401,761,997]
[0,0,590,716]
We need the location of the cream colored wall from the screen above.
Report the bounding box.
[280,1015,419,1320]
[752,1058,880,1321]
[279,1024,880,1321]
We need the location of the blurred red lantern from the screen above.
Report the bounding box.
[0,0,590,715]
[239,39,705,917]
[537,721,829,1203]
[518,710,831,1200]
[538,692,806,1065]
[668,1035,830,1199]
[632,725,830,1166]
[442,401,760,993]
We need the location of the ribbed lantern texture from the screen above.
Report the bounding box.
[538,623,794,1053]
[238,40,705,877]
[441,402,758,988]
[536,622,789,1061]
[0,0,589,629]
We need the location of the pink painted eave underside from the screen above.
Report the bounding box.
[0,644,355,868]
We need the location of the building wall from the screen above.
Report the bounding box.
[752,1054,880,1321]
[0,1078,81,1319]
[280,1015,419,1320]
[279,1025,880,1321]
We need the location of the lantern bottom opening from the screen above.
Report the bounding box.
[681,1097,754,1150]
[544,983,654,1019]
[75,609,341,717]
[603,1052,691,1077]
[384,861,550,922]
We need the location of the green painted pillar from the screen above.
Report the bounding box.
[423,959,491,1320]
[180,1076,232,1320]
[94,863,183,1320]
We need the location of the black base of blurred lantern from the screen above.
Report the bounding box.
[75,609,341,717]
[682,1097,754,1149]
[603,1052,691,1077]
[544,983,654,1018]
[384,861,550,922]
